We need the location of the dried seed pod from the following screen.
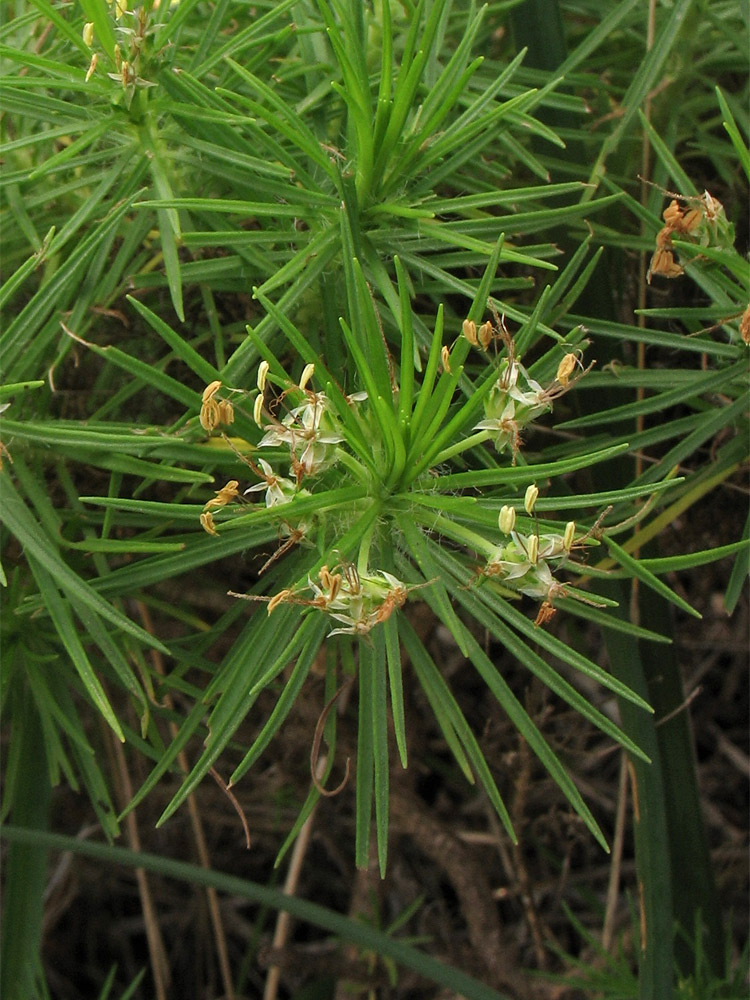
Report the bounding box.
[662,199,683,227]
[343,562,361,595]
[217,399,234,425]
[647,247,683,283]
[267,589,293,614]
[199,511,218,536]
[478,321,493,351]
[374,586,408,624]
[462,319,478,346]
[534,601,557,627]
[555,353,579,387]
[203,480,240,511]
[740,304,750,346]
[679,208,702,234]
[200,400,219,431]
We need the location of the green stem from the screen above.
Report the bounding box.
[411,508,495,560]
[333,446,371,484]
[357,510,380,577]
[429,429,492,467]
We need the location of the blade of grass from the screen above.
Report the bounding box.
[371,628,390,878]
[1,473,169,654]
[0,827,516,1000]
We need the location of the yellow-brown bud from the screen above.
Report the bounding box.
[200,511,218,536]
[498,505,516,535]
[556,353,578,386]
[462,319,478,346]
[563,521,576,552]
[527,534,539,564]
[524,483,539,515]
[478,321,493,351]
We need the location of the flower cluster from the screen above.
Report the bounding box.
[263,564,415,637]
[197,363,362,557]
[474,351,582,457]
[647,190,735,283]
[461,314,587,459]
[253,361,357,482]
[82,3,157,95]
[481,489,588,626]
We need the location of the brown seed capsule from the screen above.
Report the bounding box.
[199,511,218,536]
[478,321,493,351]
[343,562,361,595]
[647,247,683,283]
[534,601,557,627]
[440,345,451,373]
[462,319,478,346]
[200,399,219,431]
[217,399,234,425]
[740,304,750,346]
[662,199,683,227]
[679,208,702,234]
[555,353,578,386]
[374,586,408,624]
[202,381,221,403]
[203,480,240,511]
[199,383,222,430]
[267,589,293,614]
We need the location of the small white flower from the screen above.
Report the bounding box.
[243,458,295,508]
